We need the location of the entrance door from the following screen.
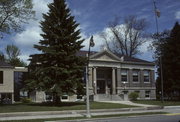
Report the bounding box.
[97,80,105,94]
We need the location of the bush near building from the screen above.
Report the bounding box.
[129,92,139,101]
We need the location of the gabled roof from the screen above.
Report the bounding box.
[114,53,153,64]
[90,49,123,62]
[77,50,154,64]
[0,61,13,68]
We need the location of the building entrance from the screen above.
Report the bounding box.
[97,80,106,94]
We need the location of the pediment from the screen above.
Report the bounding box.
[90,50,123,62]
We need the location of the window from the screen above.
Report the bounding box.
[145,91,150,98]
[0,71,3,84]
[45,92,53,101]
[77,95,83,100]
[133,70,139,82]
[144,70,150,83]
[121,69,128,82]
[61,95,68,100]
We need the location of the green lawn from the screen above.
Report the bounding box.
[0,102,136,113]
[132,100,180,106]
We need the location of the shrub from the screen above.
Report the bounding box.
[129,92,139,101]
[21,98,32,103]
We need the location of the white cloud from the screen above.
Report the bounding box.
[139,39,152,52]
[14,26,42,48]
[175,11,180,19]
[72,9,81,16]
[33,0,50,20]
[18,55,31,64]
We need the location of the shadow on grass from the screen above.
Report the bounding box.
[0,101,86,107]
[28,101,86,107]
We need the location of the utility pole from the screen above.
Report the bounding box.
[86,36,95,118]
[152,0,164,103]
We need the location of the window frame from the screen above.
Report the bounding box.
[144,70,150,83]
[61,95,69,101]
[121,69,128,83]
[145,91,150,99]
[132,70,139,83]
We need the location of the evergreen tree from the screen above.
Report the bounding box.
[156,22,180,100]
[26,0,85,103]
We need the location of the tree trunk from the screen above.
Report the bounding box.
[53,92,61,104]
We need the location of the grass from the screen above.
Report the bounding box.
[3,112,167,122]
[132,100,180,106]
[0,101,136,113]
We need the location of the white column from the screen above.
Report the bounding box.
[112,68,116,94]
[12,93,14,104]
[117,68,121,87]
[93,67,97,95]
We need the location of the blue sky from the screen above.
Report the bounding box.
[1,0,180,63]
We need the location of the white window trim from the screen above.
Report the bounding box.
[145,91,151,99]
[132,70,140,83]
[121,69,128,83]
[61,95,69,101]
[144,70,150,83]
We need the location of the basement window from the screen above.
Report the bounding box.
[145,91,150,98]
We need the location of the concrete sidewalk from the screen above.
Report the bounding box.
[99,101,158,107]
[0,106,163,121]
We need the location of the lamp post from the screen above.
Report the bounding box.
[86,36,94,118]
[123,81,126,91]
[122,81,126,100]
[152,0,164,103]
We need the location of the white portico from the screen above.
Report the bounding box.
[87,49,156,101]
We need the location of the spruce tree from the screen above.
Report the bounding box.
[27,0,85,103]
[156,22,180,100]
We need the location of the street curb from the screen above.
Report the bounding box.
[0,106,163,117]
[164,106,180,109]
[54,113,167,122]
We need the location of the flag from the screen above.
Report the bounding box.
[155,9,160,18]
[90,36,95,47]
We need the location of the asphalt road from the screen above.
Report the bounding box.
[69,114,180,122]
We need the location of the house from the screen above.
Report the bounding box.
[0,61,14,104]
[77,49,156,101]
[0,61,28,104]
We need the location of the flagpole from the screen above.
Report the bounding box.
[152,0,164,103]
[153,0,159,33]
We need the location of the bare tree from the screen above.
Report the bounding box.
[0,0,35,38]
[100,15,148,57]
[5,44,20,60]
